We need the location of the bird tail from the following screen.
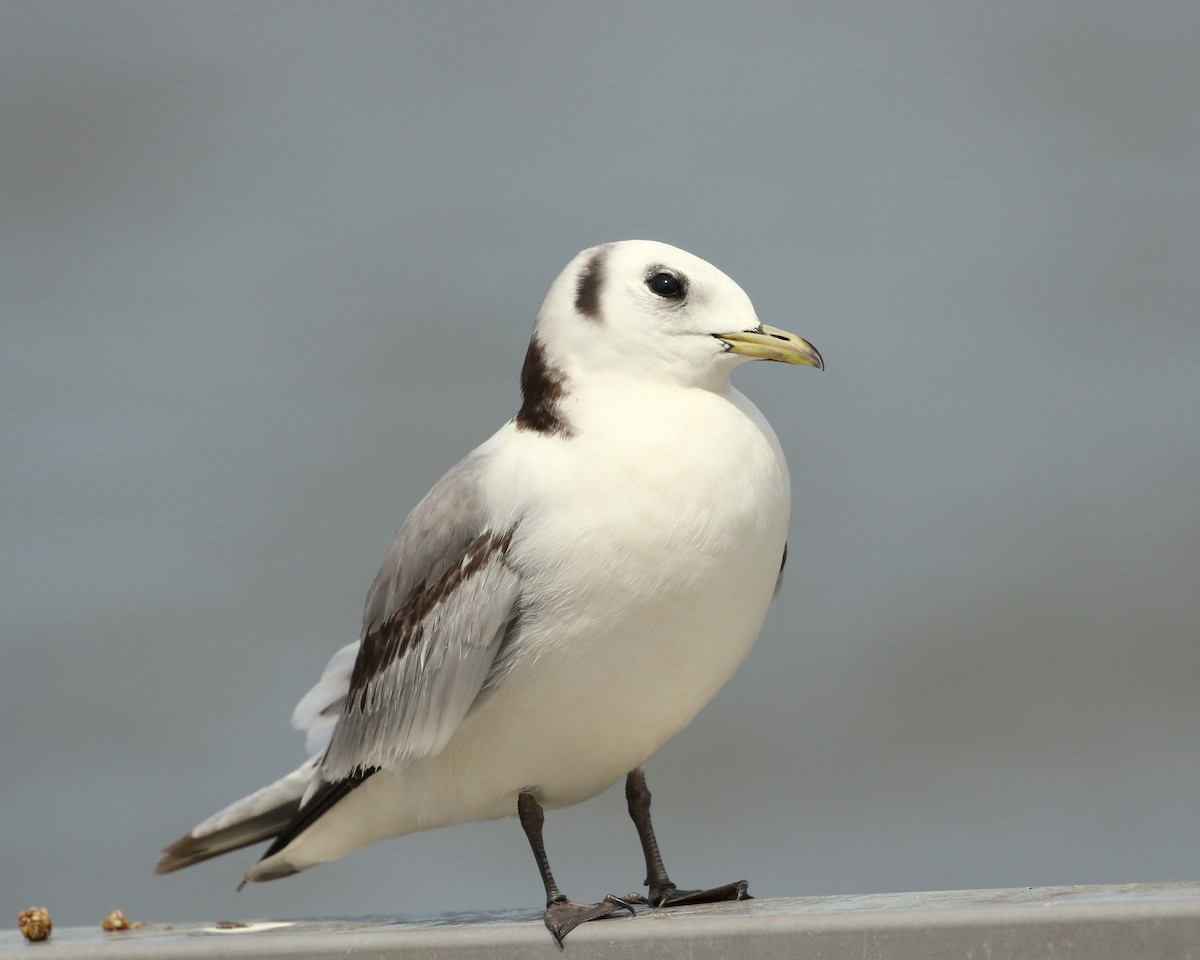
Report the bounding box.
[157,640,360,878]
[154,758,316,875]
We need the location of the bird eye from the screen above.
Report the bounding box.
[647,272,684,298]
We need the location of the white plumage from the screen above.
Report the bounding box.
[157,240,822,941]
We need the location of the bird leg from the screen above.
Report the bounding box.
[517,792,637,948]
[624,767,752,908]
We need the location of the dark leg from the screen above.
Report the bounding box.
[625,768,751,908]
[517,792,637,947]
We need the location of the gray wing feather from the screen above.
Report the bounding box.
[362,452,490,636]
[320,451,522,781]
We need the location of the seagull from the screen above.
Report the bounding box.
[155,240,823,945]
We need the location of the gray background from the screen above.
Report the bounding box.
[3,0,1198,930]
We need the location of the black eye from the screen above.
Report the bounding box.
[647,272,684,298]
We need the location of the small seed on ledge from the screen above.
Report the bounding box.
[18,906,52,942]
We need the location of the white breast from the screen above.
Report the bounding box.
[449,381,790,807]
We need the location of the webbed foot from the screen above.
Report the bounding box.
[645,879,751,907]
[543,894,638,947]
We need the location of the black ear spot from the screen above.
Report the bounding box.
[647,271,685,299]
[574,249,606,321]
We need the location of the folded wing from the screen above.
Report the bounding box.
[156,449,525,875]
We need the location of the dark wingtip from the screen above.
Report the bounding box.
[154,802,303,876]
[254,769,378,866]
[154,833,210,875]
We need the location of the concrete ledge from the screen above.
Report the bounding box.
[5,883,1199,958]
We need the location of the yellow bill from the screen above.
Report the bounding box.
[716,325,824,369]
